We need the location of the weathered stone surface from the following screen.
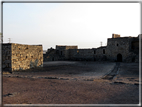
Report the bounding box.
[44,35,140,63]
[68,49,95,61]
[106,37,139,62]
[2,43,43,71]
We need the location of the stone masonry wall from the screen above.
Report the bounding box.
[2,44,11,71]
[106,37,131,61]
[56,45,78,60]
[2,43,43,71]
[95,47,107,61]
[43,35,140,62]
[112,34,120,38]
[56,46,66,57]
[68,49,95,61]
[11,43,43,71]
[43,49,60,61]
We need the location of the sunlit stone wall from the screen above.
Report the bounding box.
[2,43,43,71]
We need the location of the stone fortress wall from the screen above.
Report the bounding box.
[43,45,78,61]
[56,45,78,60]
[44,34,140,63]
[106,34,139,62]
[68,49,95,61]
[106,37,132,61]
[95,46,107,61]
[112,33,120,38]
[2,43,43,72]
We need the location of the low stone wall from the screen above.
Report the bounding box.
[2,43,43,71]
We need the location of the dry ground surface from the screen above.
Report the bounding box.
[2,61,140,105]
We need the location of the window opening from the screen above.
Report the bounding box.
[103,49,105,54]
[94,50,96,54]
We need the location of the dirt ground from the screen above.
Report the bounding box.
[2,61,140,105]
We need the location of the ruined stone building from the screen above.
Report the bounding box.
[2,43,43,72]
[106,34,139,62]
[44,34,140,63]
[2,34,140,72]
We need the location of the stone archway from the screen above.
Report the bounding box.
[117,54,122,62]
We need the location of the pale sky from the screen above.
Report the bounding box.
[2,2,140,50]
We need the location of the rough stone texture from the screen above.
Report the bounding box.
[95,46,107,61]
[43,48,60,61]
[2,43,43,71]
[44,46,78,61]
[106,37,139,62]
[56,45,78,60]
[2,44,12,71]
[43,34,140,63]
[68,49,95,61]
[112,33,120,38]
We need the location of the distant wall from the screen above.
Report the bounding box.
[131,38,139,54]
[2,43,43,71]
[112,34,120,38]
[43,35,140,63]
[106,37,132,61]
[56,46,66,57]
[43,49,60,61]
[56,45,78,50]
[68,49,95,61]
[56,45,78,60]
[43,45,78,61]
[95,47,107,61]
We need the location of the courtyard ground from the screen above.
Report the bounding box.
[2,61,140,105]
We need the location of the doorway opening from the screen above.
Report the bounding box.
[52,57,54,61]
[117,54,122,62]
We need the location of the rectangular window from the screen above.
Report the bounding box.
[94,50,96,54]
[103,49,105,54]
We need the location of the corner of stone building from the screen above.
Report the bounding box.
[2,43,12,72]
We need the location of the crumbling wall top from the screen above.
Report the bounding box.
[112,33,120,38]
[56,45,78,50]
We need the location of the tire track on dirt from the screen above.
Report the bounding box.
[102,62,120,80]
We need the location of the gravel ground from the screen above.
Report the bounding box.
[2,61,140,105]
